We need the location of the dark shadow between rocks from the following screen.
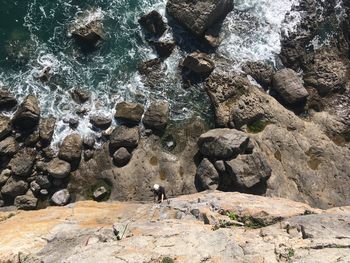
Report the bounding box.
[269,89,308,115]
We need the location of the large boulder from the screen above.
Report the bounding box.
[109,126,140,153]
[182,52,215,76]
[143,101,169,131]
[1,177,28,197]
[115,102,144,124]
[39,117,56,144]
[225,152,272,190]
[272,69,309,104]
[0,137,19,157]
[0,88,17,110]
[195,158,219,191]
[113,147,131,167]
[8,148,36,178]
[51,189,70,206]
[166,0,233,37]
[138,10,167,37]
[0,169,11,186]
[12,95,40,130]
[0,115,11,140]
[47,158,71,179]
[58,134,83,164]
[198,128,250,159]
[69,14,104,50]
[90,115,111,130]
[14,195,38,210]
[148,40,176,58]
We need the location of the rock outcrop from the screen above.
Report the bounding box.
[138,10,167,37]
[0,89,17,110]
[143,101,169,131]
[12,95,40,131]
[58,134,83,165]
[1,191,349,263]
[114,101,144,124]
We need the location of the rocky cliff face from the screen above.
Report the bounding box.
[0,191,349,263]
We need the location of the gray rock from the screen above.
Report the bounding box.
[12,95,40,130]
[39,117,56,144]
[242,61,274,89]
[83,149,94,161]
[40,189,49,196]
[195,158,219,191]
[143,101,169,131]
[214,160,226,173]
[71,89,91,104]
[8,148,36,178]
[182,52,215,76]
[83,135,95,149]
[225,152,272,189]
[0,115,11,140]
[51,189,70,206]
[166,0,233,37]
[109,126,140,153]
[90,115,111,130]
[47,158,71,179]
[115,102,144,124]
[0,199,4,207]
[0,137,18,157]
[138,10,167,37]
[14,195,38,210]
[1,177,28,197]
[36,175,51,189]
[149,40,175,58]
[0,88,17,110]
[272,69,309,104]
[113,147,131,167]
[93,186,108,201]
[36,161,47,172]
[30,181,41,193]
[0,169,11,186]
[198,128,250,159]
[58,134,83,164]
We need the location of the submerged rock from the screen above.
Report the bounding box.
[143,101,169,131]
[272,69,309,104]
[12,95,40,131]
[47,158,71,179]
[0,88,17,110]
[51,189,70,206]
[71,89,91,104]
[166,0,233,36]
[138,10,167,37]
[198,129,250,160]
[115,102,144,124]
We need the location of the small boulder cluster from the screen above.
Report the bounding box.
[195,128,272,194]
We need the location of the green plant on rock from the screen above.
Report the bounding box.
[226,211,237,221]
[162,256,174,263]
[247,120,268,133]
[287,248,295,259]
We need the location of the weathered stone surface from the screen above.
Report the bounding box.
[115,102,144,124]
[39,117,56,143]
[109,126,139,153]
[8,148,36,178]
[198,128,249,159]
[12,95,40,130]
[35,175,51,189]
[83,135,95,149]
[0,116,11,141]
[149,40,175,58]
[242,61,274,89]
[0,169,11,186]
[112,147,131,167]
[182,52,215,76]
[14,195,38,210]
[3,192,350,263]
[0,137,18,157]
[166,0,233,36]
[225,152,272,189]
[138,10,166,37]
[47,158,71,179]
[71,89,90,104]
[30,181,41,194]
[0,89,17,110]
[51,189,70,206]
[143,101,169,131]
[272,68,309,104]
[90,115,111,130]
[58,134,83,164]
[1,177,28,197]
[195,158,219,191]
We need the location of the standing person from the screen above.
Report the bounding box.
[153,184,167,203]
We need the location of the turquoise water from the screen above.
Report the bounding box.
[0,0,304,144]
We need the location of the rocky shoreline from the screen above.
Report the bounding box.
[0,0,350,214]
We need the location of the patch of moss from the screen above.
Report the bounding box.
[343,131,350,142]
[247,120,268,133]
[85,179,112,202]
[287,248,295,259]
[226,211,237,221]
[162,257,174,263]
